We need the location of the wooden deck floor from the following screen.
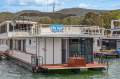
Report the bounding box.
[40,63,107,70]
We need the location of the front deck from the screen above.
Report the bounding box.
[38,57,107,73]
[40,63,107,70]
[1,51,107,73]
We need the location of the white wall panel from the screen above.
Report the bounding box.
[54,38,62,64]
[46,38,53,64]
[26,38,36,54]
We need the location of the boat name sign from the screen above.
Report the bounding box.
[50,24,64,32]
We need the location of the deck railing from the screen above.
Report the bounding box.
[7,24,108,38]
[29,24,105,37]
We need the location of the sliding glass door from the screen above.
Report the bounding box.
[69,38,93,63]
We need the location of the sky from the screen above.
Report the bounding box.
[0,0,120,12]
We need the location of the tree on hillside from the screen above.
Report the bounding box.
[100,13,113,28]
[81,11,120,28]
[63,16,83,25]
[38,17,52,24]
[81,12,101,26]
[51,18,63,24]
[111,10,120,19]
[100,11,120,28]
[0,12,14,23]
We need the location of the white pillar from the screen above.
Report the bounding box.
[66,38,69,63]
[111,20,114,29]
[7,22,9,32]
[93,38,101,52]
[102,29,105,36]
[16,40,18,50]
[21,40,23,51]
[12,39,15,50]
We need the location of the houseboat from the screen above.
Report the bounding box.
[0,20,107,73]
[94,20,120,57]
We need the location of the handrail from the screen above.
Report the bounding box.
[4,23,108,37]
[31,55,44,66]
[29,25,105,36]
[37,56,44,65]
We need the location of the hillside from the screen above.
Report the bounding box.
[0,8,110,22]
[0,12,14,23]
[57,8,110,16]
[0,8,119,27]
[0,10,75,23]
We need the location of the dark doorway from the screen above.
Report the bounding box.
[18,40,21,51]
[69,38,93,63]
[23,40,26,52]
[62,38,93,64]
[10,39,13,50]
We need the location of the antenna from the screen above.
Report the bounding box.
[53,0,56,13]
[46,0,48,12]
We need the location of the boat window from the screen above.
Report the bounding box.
[69,38,93,63]
[18,40,21,51]
[70,39,80,44]
[29,39,31,45]
[113,31,120,34]
[9,23,32,32]
[97,40,100,46]
[23,40,26,52]
[10,39,13,50]
[0,24,7,34]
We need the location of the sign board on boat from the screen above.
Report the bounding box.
[50,24,64,32]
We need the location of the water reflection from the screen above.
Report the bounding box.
[0,59,120,79]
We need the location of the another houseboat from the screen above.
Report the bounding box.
[94,20,120,57]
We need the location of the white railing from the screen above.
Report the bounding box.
[6,24,106,38]
[109,34,120,38]
[101,34,120,39]
[30,25,105,37]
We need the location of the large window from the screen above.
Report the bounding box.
[18,40,21,50]
[69,39,81,56]
[10,39,13,50]
[69,38,93,63]
[113,31,120,34]
[9,23,32,32]
[62,39,67,64]
[102,39,116,50]
[17,40,26,52]
[0,24,7,33]
[10,39,26,52]
[23,40,26,52]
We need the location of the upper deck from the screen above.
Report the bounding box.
[0,20,107,39]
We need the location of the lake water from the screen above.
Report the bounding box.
[0,59,120,79]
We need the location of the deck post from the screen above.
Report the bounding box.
[100,38,103,50]
[7,22,9,33]
[38,37,40,59]
[66,38,69,63]
[53,37,54,64]
[35,37,39,66]
[65,38,68,63]
[21,40,23,51]
[44,37,46,65]
[11,38,14,56]
[13,39,15,50]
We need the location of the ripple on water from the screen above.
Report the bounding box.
[0,59,120,79]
